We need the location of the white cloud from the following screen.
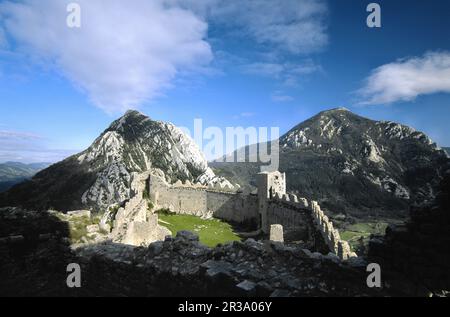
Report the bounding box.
[0,27,6,48]
[241,60,322,86]
[0,0,212,113]
[358,51,450,105]
[207,0,328,54]
[0,130,76,163]
[271,92,294,103]
[241,63,286,78]
[232,112,256,120]
[0,0,328,113]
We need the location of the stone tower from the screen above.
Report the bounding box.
[257,171,286,233]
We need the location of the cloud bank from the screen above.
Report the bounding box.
[0,0,212,113]
[242,60,323,86]
[0,0,328,113]
[358,51,450,105]
[0,130,76,163]
[207,0,328,54]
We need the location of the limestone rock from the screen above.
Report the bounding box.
[86,224,99,234]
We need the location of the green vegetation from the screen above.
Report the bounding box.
[155,208,175,215]
[158,214,241,247]
[55,213,101,244]
[340,221,389,253]
[108,205,120,229]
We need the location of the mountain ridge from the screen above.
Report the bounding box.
[0,162,51,192]
[211,108,449,221]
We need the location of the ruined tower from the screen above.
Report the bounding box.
[257,171,286,233]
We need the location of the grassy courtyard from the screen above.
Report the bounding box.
[158,214,241,247]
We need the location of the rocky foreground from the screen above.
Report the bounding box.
[75,232,409,297]
[0,206,432,297]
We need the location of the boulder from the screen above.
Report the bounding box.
[86,224,99,234]
[176,230,199,242]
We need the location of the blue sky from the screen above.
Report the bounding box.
[0,0,450,163]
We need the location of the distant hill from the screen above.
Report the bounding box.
[0,162,51,192]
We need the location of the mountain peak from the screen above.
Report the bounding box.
[120,109,149,123]
[316,107,361,120]
[109,110,150,133]
[123,109,145,117]
[324,107,350,113]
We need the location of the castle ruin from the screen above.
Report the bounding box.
[139,170,356,260]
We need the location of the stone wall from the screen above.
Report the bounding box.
[207,191,258,224]
[265,192,355,260]
[149,172,354,260]
[310,201,355,260]
[256,171,286,233]
[149,174,258,225]
[111,172,169,246]
[150,175,208,214]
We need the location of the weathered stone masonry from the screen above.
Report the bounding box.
[149,174,258,225]
[148,170,355,260]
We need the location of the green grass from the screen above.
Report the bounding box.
[158,214,241,247]
[340,221,389,253]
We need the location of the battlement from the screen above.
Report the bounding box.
[146,171,356,261]
[310,201,355,260]
[267,193,355,260]
[148,174,258,224]
[151,174,239,193]
[271,192,309,210]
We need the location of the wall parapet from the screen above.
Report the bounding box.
[150,170,356,261]
[270,192,309,211]
[149,174,258,224]
[310,201,356,260]
[267,192,356,261]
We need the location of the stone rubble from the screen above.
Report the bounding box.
[75,232,396,297]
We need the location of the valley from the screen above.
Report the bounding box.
[0,162,50,192]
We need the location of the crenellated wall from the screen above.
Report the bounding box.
[310,201,354,260]
[266,195,309,230]
[149,174,258,225]
[148,171,355,260]
[207,191,258,224]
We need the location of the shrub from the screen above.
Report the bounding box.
[155,208,175,216]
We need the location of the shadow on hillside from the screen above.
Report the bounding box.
[0,208,79,296]
[0,208,253,297]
